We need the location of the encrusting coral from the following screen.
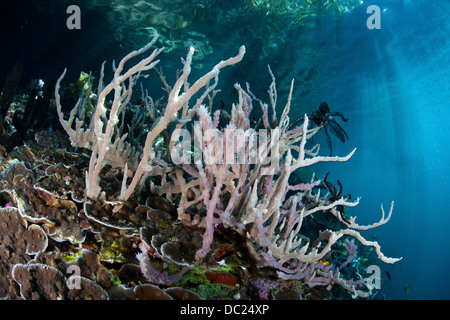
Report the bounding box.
[0,30,401,300]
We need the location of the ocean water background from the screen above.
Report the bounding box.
[1,0,449,299]
[304,0,450,300]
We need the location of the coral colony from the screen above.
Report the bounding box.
[1,31,400,300]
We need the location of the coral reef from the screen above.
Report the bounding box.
[0,30,400,300]
[89,0,363,58]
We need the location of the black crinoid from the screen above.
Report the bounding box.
[321,172,351,225]
[310,102,349,156]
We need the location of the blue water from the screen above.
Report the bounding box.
[300,0,450,299]
[2,0,449,299]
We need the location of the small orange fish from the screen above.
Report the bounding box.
[315,260,330,266]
